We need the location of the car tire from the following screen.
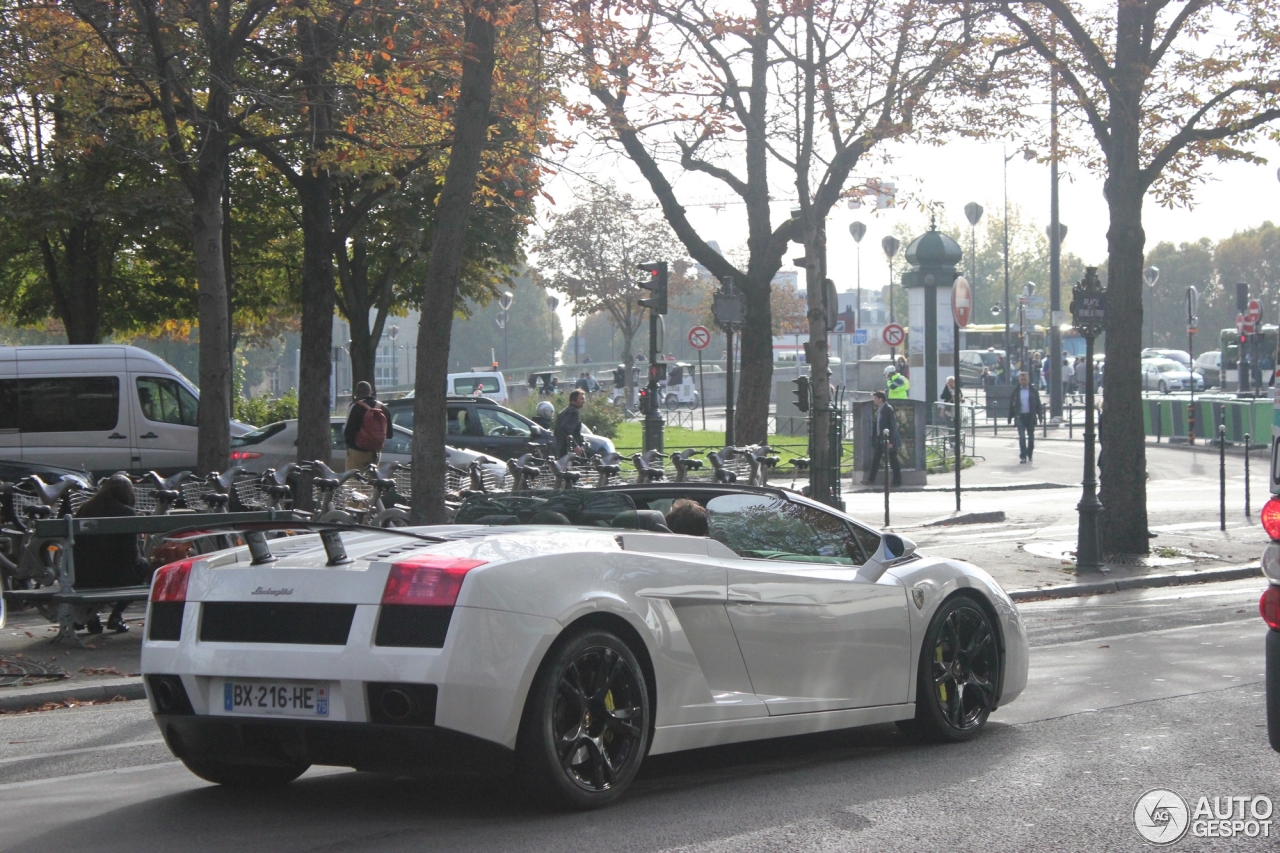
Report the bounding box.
[516,628,651,810]
[181,757,309,787]
[903,594,1001,743]
[1158,380,1168,394]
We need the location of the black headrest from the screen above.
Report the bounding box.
[613,509,672,533]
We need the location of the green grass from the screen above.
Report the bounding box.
[612,422,858,474]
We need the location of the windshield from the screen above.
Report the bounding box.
[1156,362,1182,373]
[230,422,287,447]
[454,490,637,527]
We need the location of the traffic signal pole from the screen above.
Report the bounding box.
[638,261,668,453]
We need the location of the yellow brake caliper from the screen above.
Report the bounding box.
[936,646,948,702]
[603,690,615,743]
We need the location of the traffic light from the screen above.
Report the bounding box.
[638,261,668,314]
[637,387,650,414]
[792,375,810,413]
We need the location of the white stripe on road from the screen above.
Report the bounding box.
[0,739,165,766]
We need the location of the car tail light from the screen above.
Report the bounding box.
[1262,498,1280,541]
[151,559,194,603]
[230,451,263,460]
[1262,587,1280,630]
[381,557,486,606]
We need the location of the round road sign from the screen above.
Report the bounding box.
[688,325,711,350]
[1246,299,1262,324]
[882,323,906,347]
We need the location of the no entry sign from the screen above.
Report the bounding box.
[688,325,711,350]
[882,323,905,347]
[952,276,973,327]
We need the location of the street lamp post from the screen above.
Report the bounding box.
[497,290,514,371]
[964,203,983,358]
[545,295,559,365]
[1005,147,1036,384]
[882,236,901,361]
[388,324,399,389]
[1144,265,1160,347]
[1070,267,1107,572]
[850,222,866,370]
[1187,286,1200,445]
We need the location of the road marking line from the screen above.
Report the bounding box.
[0,739,166,766]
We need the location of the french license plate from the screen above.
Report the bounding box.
[223,680,329,717]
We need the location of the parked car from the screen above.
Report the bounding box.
[229,418,506,483]
[1193,350,1222,387]
[139,483,1029,806]
[1141,358,1204,393]
[1141,347,1192,367]
[0,345,250,475]
[959,349,1005,384]
[384,396,614,460]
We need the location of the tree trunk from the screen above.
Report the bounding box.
[40,228,103,344]
[349,318,375,395]
[1098,14,1150,557]
[296,174,336,466]
[622,330,635,405]
[192,178,232,474]
[804,229,831,503]
[736,277,774,443]
[410,4,497,524]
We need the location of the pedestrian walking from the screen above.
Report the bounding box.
[886,365,910,399]
[981,366,995,390]
[343,380,392,471]
[1062,355,1076,395]
[554,389,587,457]
[940,375,962,420]
[1007,371,1044,463]
[895,354,909,378]
[862,390,902,487]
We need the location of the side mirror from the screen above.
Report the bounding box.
[881,533,916,562]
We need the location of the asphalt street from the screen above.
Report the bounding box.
[0,578,1272,852]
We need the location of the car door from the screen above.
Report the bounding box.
[445,403,481,453]
[472,406,539,459]
[0,351,17,460]
[707,493,911,715]
[132,374,200,473]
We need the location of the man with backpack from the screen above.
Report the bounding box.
[344,381,393,471]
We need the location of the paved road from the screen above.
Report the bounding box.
[0,579,1273,852]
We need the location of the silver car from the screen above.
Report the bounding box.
[1142,358,1204,393]
[229,418,507,483]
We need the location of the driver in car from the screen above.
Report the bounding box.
[665,499,708,536]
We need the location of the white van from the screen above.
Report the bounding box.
[447,371,508,403]
[0,345,247,475]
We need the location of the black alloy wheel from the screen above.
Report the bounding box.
[518,629,650,809]
[904,595,1000,742]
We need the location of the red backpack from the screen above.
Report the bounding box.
[355,401,388,452]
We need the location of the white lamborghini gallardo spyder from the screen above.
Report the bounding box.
[142,484,1028,809]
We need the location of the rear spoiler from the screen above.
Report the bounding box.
[33,511,447,571]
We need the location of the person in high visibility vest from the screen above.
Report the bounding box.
[886,365,910,399]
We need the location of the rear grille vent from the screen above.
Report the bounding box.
[200,602,356,645]
[148,602,185,641]
[375,606,453,648]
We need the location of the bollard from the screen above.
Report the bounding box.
[1068,400,1073,440]
[1219,424,1227,531]
[1245,433,1252,518]
[883,428,891,527]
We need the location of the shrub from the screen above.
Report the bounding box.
[234,389,299,426]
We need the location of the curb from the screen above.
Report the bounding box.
[1009,563,1263,602]
[849,482,1071,494]
[0,676,146,714]
[922,511,1008,527]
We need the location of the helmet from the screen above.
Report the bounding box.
[884,365,897,377]
[536,401,554,419]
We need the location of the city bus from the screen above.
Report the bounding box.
[1220,325,1278,391]
[962,323,1087,364]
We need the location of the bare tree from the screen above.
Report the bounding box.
[559,0,984,465]
[989,0,1280,555]
[537,183,684,405]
